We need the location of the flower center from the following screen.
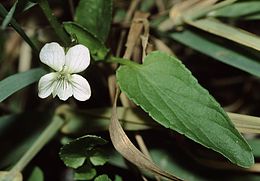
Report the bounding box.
[57,65,71,82]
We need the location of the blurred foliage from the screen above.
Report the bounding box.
[0,0,260,180]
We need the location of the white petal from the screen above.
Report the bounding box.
[39,42,65,71]
[38,73,58,99]
[53,79,73,101]
[71,74,91,101]
[65,44,90,73]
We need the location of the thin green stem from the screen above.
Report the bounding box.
[0,4,39,53]
[4,116,64,181]
[38,0,71,46]
[107,55,139,67]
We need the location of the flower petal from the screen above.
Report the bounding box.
[38,72,58,99]
[71,74,91,101]
[53,78,73,101]
[65,44,90,73]
[39,42,65,71]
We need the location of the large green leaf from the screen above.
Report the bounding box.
[64,22,109,61]
[169,30,260,77]
[0,68,46,102]
[116,51,254,167]
[75,0,112,42]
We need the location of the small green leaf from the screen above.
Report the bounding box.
[0,68,46,102]
[59,135,107,169]
[75,0,112,42]
[64,22,109,61]
[94,174,112,181]
[90,149,109,166]
[27,166,44,181]
[114,175,123,181]
[74,166,97,181]
[116,51,254,167]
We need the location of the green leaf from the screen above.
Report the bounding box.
[74,166,97,181]
[209,1,260,19]
[90,149,109,166]
[0,68,46,102]
[114,175,123,181]
[64,22,109,61]
[169,29,260,77]
[94,174,112,181]
[27,166,44,181]
[1,0,18,30]
[75,0,112,42]
[59,135,107,169]
[116,51,254,168]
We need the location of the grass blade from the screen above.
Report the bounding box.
[1,0,18,30]
[187,18,260,51]
[0,4,39,53]
[0,68,47,102]
[169,29,260,77]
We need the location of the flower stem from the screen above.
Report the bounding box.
[107,55,138,67]
[5,116,64,181]
[38,0,71,46]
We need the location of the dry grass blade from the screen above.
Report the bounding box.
[109,88,183,181]
[187,18,260,51]
[116,0,141,56]
[124,11,150,60]
[228,112,260,134]
[155,0,165,12]
[0,171,22,181]
[159,0,239,31]
[152,37,175,56]
[183,0,218,20]
[159,0,218,30]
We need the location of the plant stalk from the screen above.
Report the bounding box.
[5,116,64,181]
[107,55,138,67]
[38,0,71,46]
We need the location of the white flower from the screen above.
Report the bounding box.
[38,42,91,101]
